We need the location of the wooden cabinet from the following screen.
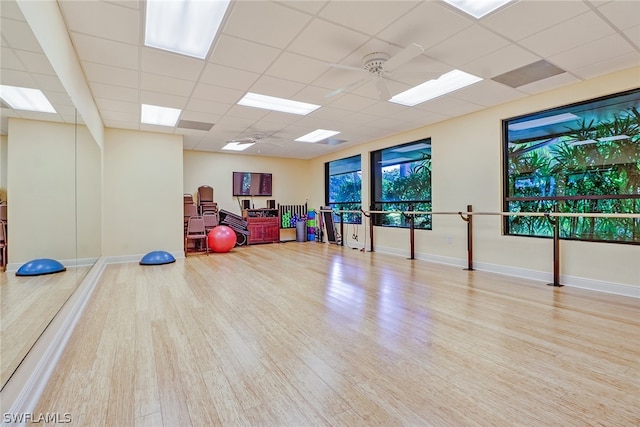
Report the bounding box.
[244,209,280,244]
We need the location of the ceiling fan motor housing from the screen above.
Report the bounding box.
[362,52,390,74]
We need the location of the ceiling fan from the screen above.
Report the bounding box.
[326,43,439,101]
[226,133,283,147]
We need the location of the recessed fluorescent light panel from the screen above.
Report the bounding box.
[145,0,230,59]
[389,69,482,107]
[0,85,56,113]
[295,129,340,143]
[443,0,513,18]
[508,113,579,131]
[237,92,320,116]
[222,142,253,151]
[140,104,181,126]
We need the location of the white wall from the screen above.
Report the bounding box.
[183,151,312,217]
[308,67,640,294]
[76,125,102,260]
[7,119,77,264]
[102,128,183,257]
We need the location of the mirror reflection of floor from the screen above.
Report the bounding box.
[0,266,90,388]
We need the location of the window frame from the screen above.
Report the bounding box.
[502,88,640,244]
[325,155,362,224]
[370,138,432,230]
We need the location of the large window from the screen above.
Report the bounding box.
[326,155,361,224]
[370,139,432,229]
[504,88,640,243]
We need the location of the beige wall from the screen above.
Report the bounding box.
[308,67,640,291]
[7,119,77,264]
[102,128,183,257]
[76,125,102,260]
[183,151,312,217]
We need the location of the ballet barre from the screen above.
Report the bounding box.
[320,206,639,287]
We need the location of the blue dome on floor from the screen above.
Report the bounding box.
[16,258,66,276]
[140,250,176,266]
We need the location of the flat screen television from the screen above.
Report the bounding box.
[233,171,272,196]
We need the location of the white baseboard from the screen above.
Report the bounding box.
[1,257,106,426]
[6,256,100,273]
[373,245,640,299]
[104,251,185,265]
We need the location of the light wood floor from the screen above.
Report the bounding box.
[0,266,89,388]
[33,243,639,426]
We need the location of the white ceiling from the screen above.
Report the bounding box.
[2,0,639,159]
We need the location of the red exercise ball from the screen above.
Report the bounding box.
[207,225,237,253]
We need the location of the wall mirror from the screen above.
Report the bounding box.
[0,0,101,392]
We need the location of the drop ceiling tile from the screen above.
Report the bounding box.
[199,63,259,91]
[140,91,188,109]
[1,18,42,52]
[101,109,139,123]
[179,110,221,124]
[266,52,328,85]
[59,1,139,44]
[360,101,408,117]
[425,24,511,68]
[306,106,353,122]
[415,96,484,117]
[275,0,327,15]
[597,0,640,31]
[570,52,640,80]
[516,72,581,95]
[90,82,138,103]
[463,44,541,79]
[1,47,26,71]
[32,74,66,92]
[549,34,636,72]
[186,99,231,116]
[377,2,473,49]
[0,0,24,20]
[248,76,306,99]
[482,0,589,41]
[224,104,270,121]
[448,80,525,108]
[141,73,196,97]
[13,50,55,75]
[95,98,139,114]
[141,48,206,81]
[326,93,378,111]
[191,83,244,104]
[71,33,139,70]
[519,11,616,57]
[82,62,139,88]
[210,35,281,74]
[287,19,370,63]
[0,68,36,87]
[319,1,420,36]
[223,1,313,49]
[623,25,640,49]
[343,112,383,125]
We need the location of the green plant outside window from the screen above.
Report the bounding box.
[504,89,639,243]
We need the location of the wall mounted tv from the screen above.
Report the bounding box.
[233,171,273,196]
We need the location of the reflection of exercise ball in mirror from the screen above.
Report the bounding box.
[208,226,237,253]
[16,258,66,276]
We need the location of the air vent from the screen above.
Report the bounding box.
[492,60,565,88]
[177,120,214,131]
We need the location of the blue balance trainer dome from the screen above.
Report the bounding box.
[16,258,66,276]
[140,250,176,266]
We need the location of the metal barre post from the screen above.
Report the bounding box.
[458,204,474,271]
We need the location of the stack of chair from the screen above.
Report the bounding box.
[197,185,218,215]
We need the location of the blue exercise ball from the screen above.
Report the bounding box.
[140,250,176,266]
[16,258,66,276]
